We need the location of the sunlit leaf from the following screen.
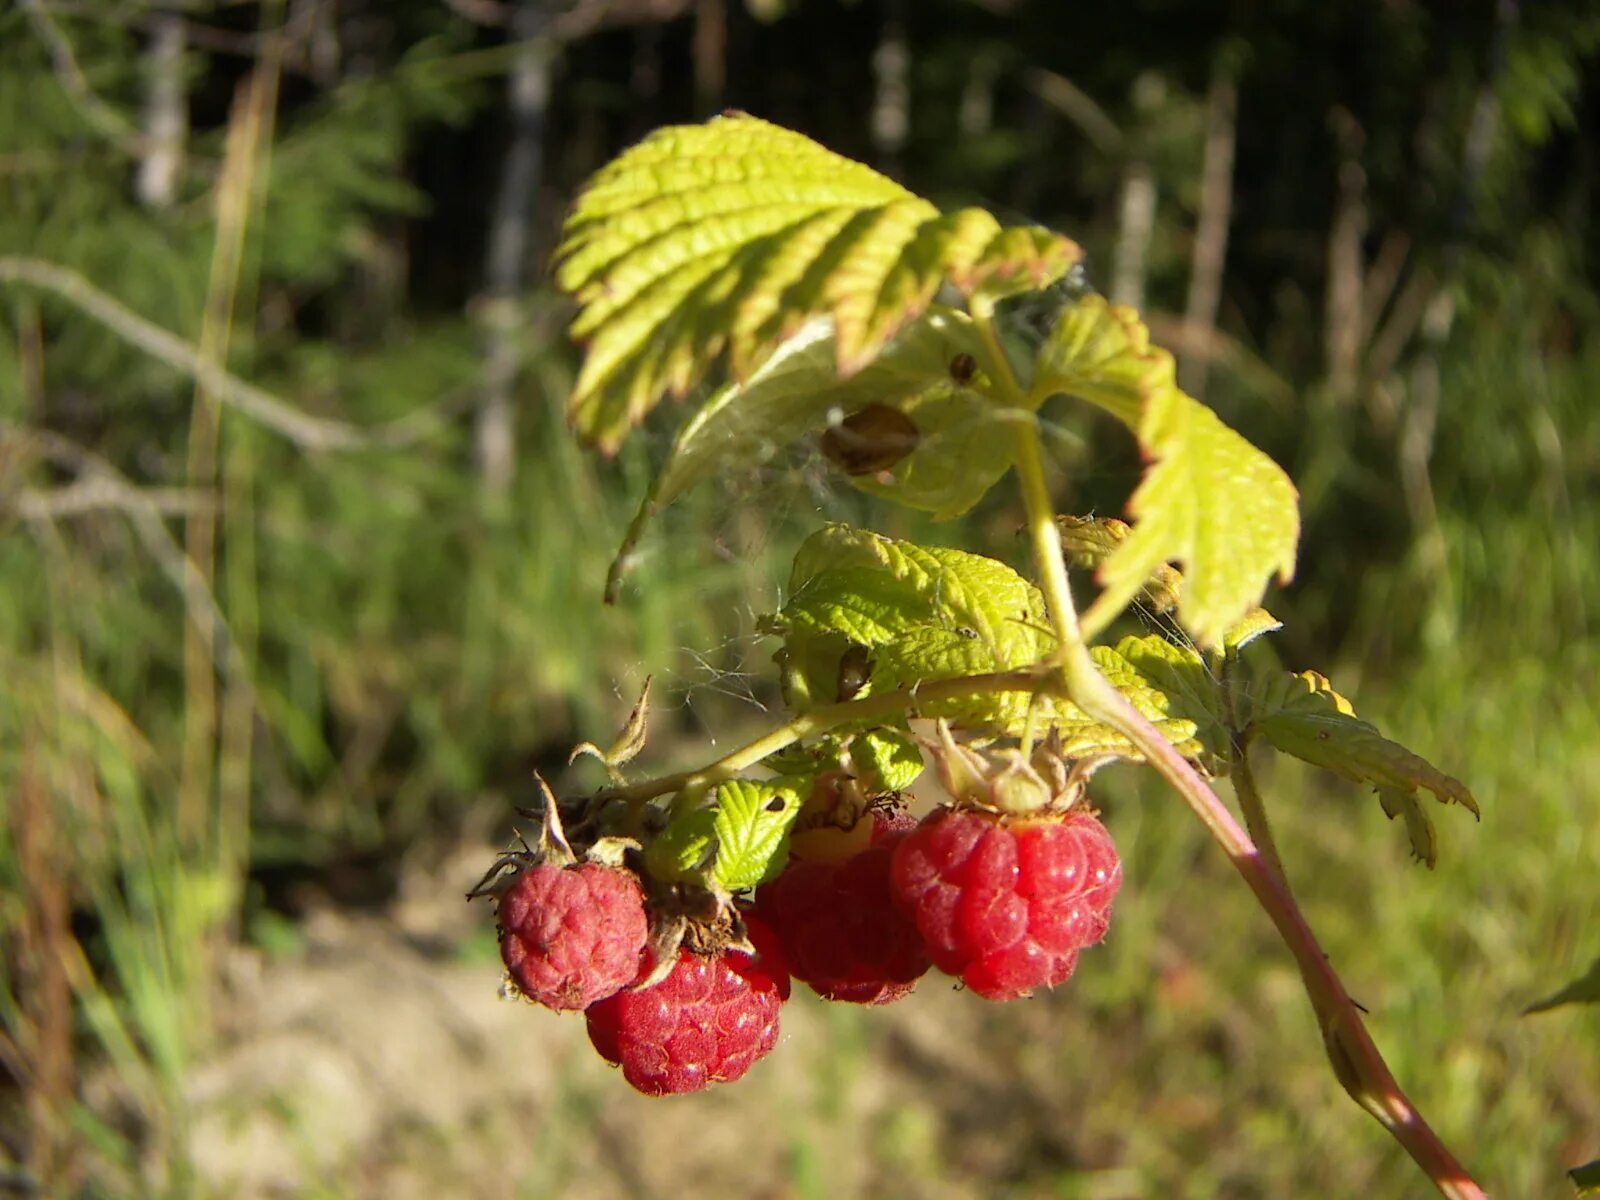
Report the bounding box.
[643,778,804,892]
[1114,634,1229,764]
[852,727,926,791]
[777,524,1053,710]
[1248,670,1479,867]
[1035,298,1299,648]
[770,526,1201,758]
[556,114,1080,450]
[1057,515,1282,648]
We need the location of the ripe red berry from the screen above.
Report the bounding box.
[757,817,930,1004]
[890,806,1121,1001]
[584,916,792,1096]
[497,862,649,1011]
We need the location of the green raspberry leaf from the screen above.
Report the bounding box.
[707,778,805,891]
[852,728,925,791]
[556,114,1080,451]
[1113,634,1229,764]
[605,309,1012,600]
[1034,297,1299,648]
[644,779,804,892]
[1075,643,1206,762]
[771,526,1202,759]
[1525,957,1600,1014]
[777,525,1052,725]
[759,727,924,793]
[643,805,720,885]
[1248,670,1479,867]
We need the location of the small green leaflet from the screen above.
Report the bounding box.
[1574,1160,1600,1197]
[1525,957,1600,1014]
[604,309,1011,600]
[777,524,1053,727]
[1033,297,1299,649]
[1248,671,1479,867]
[1113,634,1229,765]
[1083,644,1205,762]
[643,779,804,892]
[761,727,925,793]
[772,526,1202,758]
[852,728,926,791]
[555,114,1080,451]
[1056,515,1283,651]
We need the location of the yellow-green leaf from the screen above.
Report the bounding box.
[1114,634,1229,764]
[1035,297,1299,648]
[643,779,804,892]
[556,114,1080,450]
[1249,670,1479,867]
[770,526,1202,759]
[1056,514,1282,648]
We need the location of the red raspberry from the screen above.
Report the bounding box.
[890,806,1121,1001]
[498,862,649,1011]
[584,916,792,1096]
[757,817,930,1004]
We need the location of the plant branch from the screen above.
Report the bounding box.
[1000,402,1485,1197]
[19,0,144,155]
[0,257,457,452]
[597,668,1053,805]
[1221,651,1291,889]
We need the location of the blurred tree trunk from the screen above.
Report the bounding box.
[959,49,997,139]
[477,0,550,498]
[1400,1,1511,648]
[1325,107,1365,402]
[1111,160,1154,309]
[628,20,663,139]
[1179,64,1236,399]
[136,8,186,210]
[871,0,909,178]
[694,0,726,112]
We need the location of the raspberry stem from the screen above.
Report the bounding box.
[596,667,1059,807]
[985,306,1487,1200]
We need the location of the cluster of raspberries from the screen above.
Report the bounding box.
[484,792,1120,1096]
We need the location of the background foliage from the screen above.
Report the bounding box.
[1,1,1596,1196]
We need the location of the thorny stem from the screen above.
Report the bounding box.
[974,306,1484,1199]
[596,668,1054,806]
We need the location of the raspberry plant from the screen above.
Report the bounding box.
[476,115,1490,1196]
